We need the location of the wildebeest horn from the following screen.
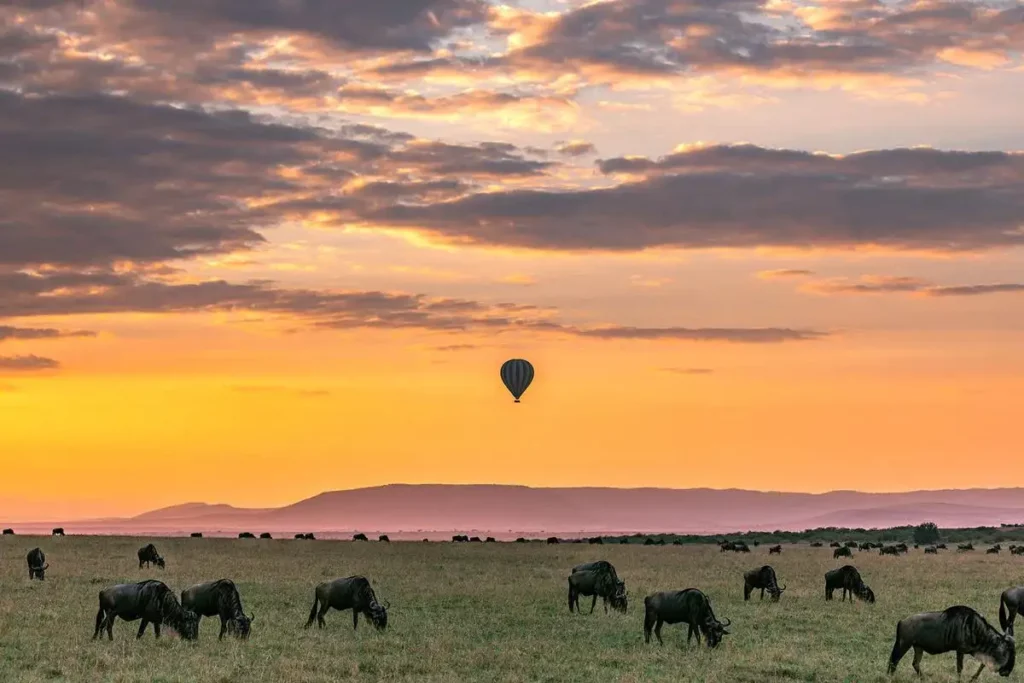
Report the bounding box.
[42,563,49,570]
[780,585,787,591]
[721,617,731,627]
[249,612,255,623]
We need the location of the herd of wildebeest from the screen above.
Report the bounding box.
[7,528,1024,679]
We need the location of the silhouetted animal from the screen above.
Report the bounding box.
[352,533,368,541]
[825,565,875,603]
[2,528,14,535]
[238,532,255,539]
[860,542,873,551]
[589,537,603,544]
[830,542,841,548]
[27,547,47,580]
[999,587,1024,636]
[304,576,388,631]
[51,527,64,536]
[486,537,496,543]
[569,561,626,614]
[93,580,199,641]
[294,533,305,539]
[643,589,731,647]
[880,545,900,556]
[1012,546,1024,556]
[845,541,858,548]
[937,543,947,549]
[191,533,203,538]
[924,546,938,554]
[768,545,782,555]
[619,538,629,544]
[304,533,315,540]
[888,606,1014,679]
[260,533,272,539]
[469,536,482,542]
[378,535,390,543]
[988,547,1001,554]
[515,538,527,543]
[452,535,469,543]
[181,579,253,640]
[959,543,975,552]
[137,544,165,570]
[744,565,786,602]
[547,537,559,545]
[834,546,853,559]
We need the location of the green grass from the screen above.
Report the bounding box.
[0,536,1018,682]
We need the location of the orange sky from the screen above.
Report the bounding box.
[2,0,1024,519]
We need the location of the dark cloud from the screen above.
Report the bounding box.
[924,284,1024,297]
[0,355,60,371]
[804,276,929,295]
[571,326,827,343]
[0,326,95,342]
[555,140,596,157]
[758,269,816,279]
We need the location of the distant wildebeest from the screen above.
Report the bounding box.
[752,540,760,547]
[887,606,1014,679]
[304,533,315,540]
[834,546,853,559]
[959,543,975,552]
[744,565,786,602]
[547,537,560,545]
[485,537,496,543]
[895,543,909,554]
[988,546,1001,554]
[1012,546,1024,556]
[304,576,388,631]
[2,528,14,535]
[93,579,199,641]
[353,533,368,541]
[845,541,858,548]
[137,544,165,570]
[589,537,603,544]
[569,561,627,614]
[52,527,64,536]
[27,547,48,580]
[830,542,841,548]
[469,536,482,543]
[294,533,305,539]
[643,589,731,648]
[720,541,735,552]
[768,545,782,555]
[810,541,823,547]
[452,535,468,543]
[859,542,872,551]
[238,532,255,539]
[937,543,947,549]
[644,538,656,546]
[260,533,272,539]
[825,565,875,603]
[378,535,390,543]
[999,587,1024,636]
[880,545,900,556]
[924,546,938,554]
[191,533,203,538]
[181,579,253,640]
[515,538,527,543]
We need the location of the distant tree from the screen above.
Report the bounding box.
[913,522,940,545]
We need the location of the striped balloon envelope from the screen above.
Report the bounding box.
[500,359,534,403]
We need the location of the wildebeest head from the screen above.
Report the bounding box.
[228,612,254,639]
[769,583,787,602]
[983,632,1016,676]
[704,616,731,648]
[369,600,388,630]
[37,562,49,580]
[609,580,628,613]
[156,556,166,569]
[180,609,200,640]
[858,585,876,604]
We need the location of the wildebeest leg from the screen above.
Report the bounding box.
[219,616,228,641]
[93,607,106,639]
[687,624,695,644]
[911,646,923,675]
[956,651,964,677]
[970,663,986,681]
[589,595,597,614]
[353,610,359,630]
[104,613,115,640]
[643,612,655,643]
[317,601,330,628]
[568,583,575,613]
[153,622,161,639]
[654,620,664,645]
[744,584,752,601]
[888,631,910,674]
[137,620,148,639]
[760,587,765,600]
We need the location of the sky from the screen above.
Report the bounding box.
[2,0,1024,520]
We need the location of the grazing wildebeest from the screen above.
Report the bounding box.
[294,533,305,539]
[485,537,496,543]
[515,538,527,543]
[304,576,388,631]
[834,546,853,559]
[137,543,165,570]
[720,541,735,552]
[830,542,841,548]
[93,580,199,641]
[810,541,823,547]
[959,543,975,552]
[925,546,938,554]
[589,537,603,544]
[452,535,468,543]
[353,533,368,541]
[888,606,1014,679]
[304,533,315,540]
[643,589,731,647]
[988,546,1001,554]
[999,587,1024,636]
[238,532,255,539]
[27,547,48,580]
[547,537,560,545]
[2,528,14,535]
[191,533,203,538]
[937,543,948,549]
[469,536,482,543]
[181,579,253,640]
[845,541,858,548]
[569,561,627,614]
[744,565,786,602]
[1012,547,1024,556]
[52,527,64,536]
[260,533,272,539]
[860,542,873,551]
[895,543,909,554]
[378,535,390,543]
[769,545,782,555]
[880,545,900,556]
[824,565,875,603]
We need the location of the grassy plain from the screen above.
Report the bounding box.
[0,536,1020,682]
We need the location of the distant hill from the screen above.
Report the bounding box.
[7,485,1024,537]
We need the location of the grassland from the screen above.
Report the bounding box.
[0,536,1019,682]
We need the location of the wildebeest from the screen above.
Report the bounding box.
[378,535,390,542]
[643,589,731,648]
[768,545,782,555]
[860,542,873,551]
[644,538,656,546]
[937,543,948,549]
[485,537,496,543]
[880,545,900,556]
[925,546,938,554]
[1012,546,1024,556]
[834,546,853,559]
[547,537,560,544]
[137,543,165,569]
[452,535,469,543]
[515,537,527,543]
[304,576,388,631]
[589,537,603,544]
[2,528,14,535]
[191,532,203,538]
[294,533,305,539]
[830,542,841,548]
[304,533,315,540]
[181,579,253,640]
[569,561,627,614]
[720,541,735,552]
[469,536,482,542]
[988,546,1001,554]
[27,547,48,580]
[888,606,1014,679]
[238,532,255,539]
[998,587,1024,636]
[620,538,629,544]
[52,527,64,536]
[824,565,875,603]
[845,541,858,548]
[895,543,909,554]
[260,532,272,539]
[673,539,684,546]
[959,543,975,552]
[744,565,786,602]
[93,580,199,641]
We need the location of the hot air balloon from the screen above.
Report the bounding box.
[500,359,534,403]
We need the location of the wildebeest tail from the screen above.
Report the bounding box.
[1000,594,1010,632]
[887,621,903,672]
[305,593,319,628]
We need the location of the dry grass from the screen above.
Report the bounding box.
[0,536,1019,682]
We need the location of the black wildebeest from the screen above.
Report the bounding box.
[959,543,975,552]
[191,532,203,538]
[304,533,315,540]
[547,537,560,544]
[378,535,390,542]
[238,532,255,539]
[988,547,1001,554]
[181,579,253,640]
[469,536,482,543]
[768,545,782,555]
[2,528,14,535]
[830,542,841,548]
[260,533,272,539]
[744,565,786,602]
[93,580,199,641]
[569,561,627,614]
[515,537,527,543]
[825,565,875,603]
[304,576,388,631]
[52,527,64,536]
[452,535,468,543]
[880,545,900,556]
[486,537,496,543]
[845,541,858,548]
[925,546,938,554]
[27,547,48,580]
[888,606,1014,679]
[937,543,948,549]
[999,587,1024,636]
[353,533,368,541]
[294,533,305,539]
[1012,546,1024,556]
[137,543,165,570]
[834,546,853,559]
[643,589,731,648]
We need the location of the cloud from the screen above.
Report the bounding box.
[757,269,816,279]
[554,140,596,157]
[0,326,96,342]
[924,284,1024,297]
[0,355,60,371]
[802,275,930,295]
[570,326,827,343]
[663,367,714,374]
[432,344,478,351]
